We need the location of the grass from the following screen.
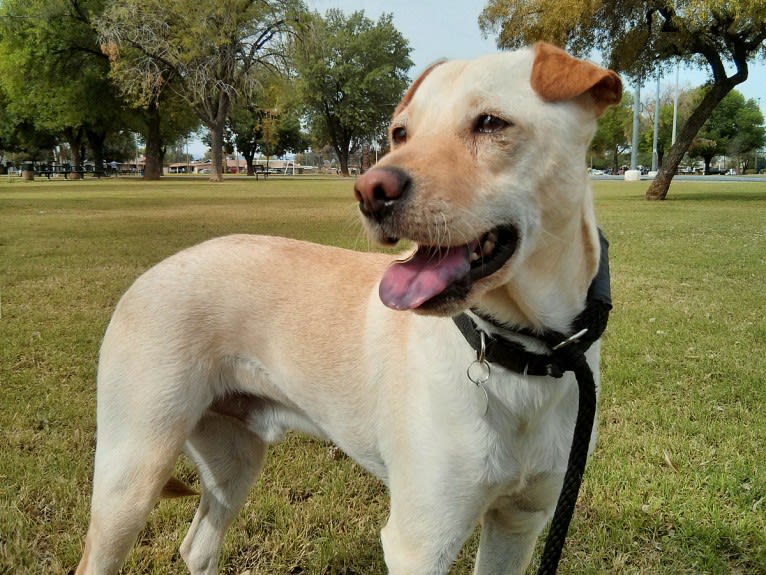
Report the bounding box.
[1,175,764,574]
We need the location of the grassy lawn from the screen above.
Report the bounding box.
[1,175,764,574]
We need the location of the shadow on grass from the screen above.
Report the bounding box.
[667,189,766,203]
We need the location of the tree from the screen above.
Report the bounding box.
[292,9,412,176]
[678,88,765,174]
[98,0,300,182]
[0,0,131,177]
[228,73,307,175]
[0,90,17,161]
[479,0,766,200]
[590,92,633,172]
[131,92,200,178]
[230,105,307,175]
[688,137,717,174]
[102,129,139,163]
[722,94,765,171]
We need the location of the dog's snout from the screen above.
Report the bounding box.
[354,167,410,220]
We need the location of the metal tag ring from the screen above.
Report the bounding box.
[467,359,491,386]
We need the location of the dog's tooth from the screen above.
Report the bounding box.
[482,240,495,256]
[487,231,498,243]
[470,252,480,262]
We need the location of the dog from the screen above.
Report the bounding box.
[76,42,621,575]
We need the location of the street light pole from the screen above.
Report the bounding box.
[630,82,641,171]
[672,64,679,145]
[756,98,762,175]
[651,75,660,172]
[625,80,643,181]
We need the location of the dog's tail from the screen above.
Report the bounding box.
[160,476,198,499]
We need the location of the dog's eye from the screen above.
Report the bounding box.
[391,126,407,145]
[475,114,509,134]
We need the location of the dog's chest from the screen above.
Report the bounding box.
[479,371,581,483]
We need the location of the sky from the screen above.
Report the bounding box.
[308,0,765,101]
[191,0,766,157]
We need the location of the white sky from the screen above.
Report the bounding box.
[310,0,498,76]
[190,1,766,156]
[309,0,765,102]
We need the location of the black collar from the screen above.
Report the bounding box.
[452,230,612,378]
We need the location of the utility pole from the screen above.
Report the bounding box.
[671,64,679,145]
[630,82,641,169]
[651,76,660,172]
[756,98,762,174]
[626,81,642,180]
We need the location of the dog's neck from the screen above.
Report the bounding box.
[455,228,611,380]
[476,212,600,335]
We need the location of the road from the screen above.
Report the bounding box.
[592,174,766,184]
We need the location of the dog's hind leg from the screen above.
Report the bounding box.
[77,331,216,575]
[76,414,192,575]
[179,412,268,575]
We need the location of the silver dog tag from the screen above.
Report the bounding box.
[466,331,490,416]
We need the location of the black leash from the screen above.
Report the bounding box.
[535,353,596,574]
[452,230,612,574]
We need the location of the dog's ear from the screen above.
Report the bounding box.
[530,42,622,116]
[394,60,446,117]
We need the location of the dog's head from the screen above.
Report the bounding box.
[354,42,621,326]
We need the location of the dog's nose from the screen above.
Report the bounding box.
[353,167,411,220]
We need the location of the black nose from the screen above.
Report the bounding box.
[353,167,411,221]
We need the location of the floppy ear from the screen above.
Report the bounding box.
[530,42,622,116]
[393,60,446,117]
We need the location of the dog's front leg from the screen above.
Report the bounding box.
[381,502,476,575]
[472,474,564,575]
[380,467,484,575]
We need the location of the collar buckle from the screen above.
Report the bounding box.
[551,328,589,351]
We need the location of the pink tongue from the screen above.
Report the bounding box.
[379,245,471,310]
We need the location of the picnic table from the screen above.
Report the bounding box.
[33,163,106,179]
[254,165,269,181]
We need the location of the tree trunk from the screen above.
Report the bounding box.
[239,145,256,176]
[338,150,350,176]
[143,102,163,180]
[209,122,225,182]
[67,128,85,181]
[335,140,351,176]
[362,143,370,173]
[86,128,107,176]
[325,109,352,176]
[646,81,736,200]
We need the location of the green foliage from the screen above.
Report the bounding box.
[687,137,717,171]
[0,0,126,162]
[97,0,301,180]
[591,92,633,170]
[721,95,765,158]
[479,0,766,199]
[102,129,138,163]
[480,0,766,81]
[692,89,766,170]
[228,73,308,173]
[292,9,412,175]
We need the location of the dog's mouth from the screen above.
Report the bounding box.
[379,225,519,311]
